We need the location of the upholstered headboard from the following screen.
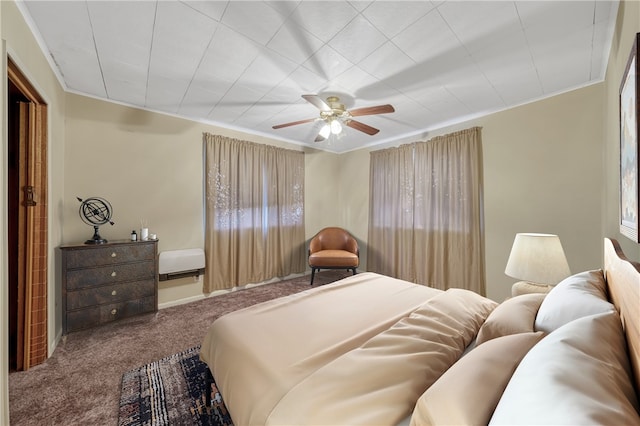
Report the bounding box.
[604,238,640,396]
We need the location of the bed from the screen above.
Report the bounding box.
[200,238,640,425]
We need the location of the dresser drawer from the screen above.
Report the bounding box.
[65,296,156,333]
[66,260,155,290]
[64,243,155,269]
[66,280,156,310]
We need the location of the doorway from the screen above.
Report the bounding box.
[8,58,48,371]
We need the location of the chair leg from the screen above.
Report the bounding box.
[352,268,357,275]
[204,366,213,408]
[310,268,316,285]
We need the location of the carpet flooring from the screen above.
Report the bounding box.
[9,270,351,425]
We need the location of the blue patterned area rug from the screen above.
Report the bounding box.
[118,346,233,426]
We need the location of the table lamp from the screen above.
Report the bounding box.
[505,233,571,296]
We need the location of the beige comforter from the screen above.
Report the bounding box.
[200,272,496,425]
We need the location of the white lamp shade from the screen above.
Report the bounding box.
[330,119,342,134]
[319,123,331,139]
[505,233,571,285]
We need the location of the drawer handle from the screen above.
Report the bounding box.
[111,290,117,296]
[111,309,117,315]
[111,252,117,258]
[111,271,117,277]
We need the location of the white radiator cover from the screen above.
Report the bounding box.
[158,248,205,274]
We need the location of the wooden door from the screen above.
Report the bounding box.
[8,59,48,370]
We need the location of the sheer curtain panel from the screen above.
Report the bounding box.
[203,134,305,292]
[368,127,485,294]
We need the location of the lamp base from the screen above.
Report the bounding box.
[511,281,552,297]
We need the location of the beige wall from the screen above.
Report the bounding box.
[482,85,604,301]
[336,149,371,266]
[304,148,342,238]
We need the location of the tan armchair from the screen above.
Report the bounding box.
[308,227,359,285]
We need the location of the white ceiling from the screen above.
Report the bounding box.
[19,0,619,153]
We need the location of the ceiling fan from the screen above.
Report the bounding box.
[272,94,395,142]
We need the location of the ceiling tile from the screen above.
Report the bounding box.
[362,1,437,39]
[183,0,228,21]
[208,104,249,124]
[248,49,297,84]
[347,1,373,13]
[87,1,155,102]
[146,2,218,108]
[220,1,286,45]
[330,66,382,99]
[264,1,302,18]
[438,1,521,54]
[150,2,218,66]
[87,1,155,66]
[493,72,544,106]
[199,26,261,83]
[527,25,594,87]
[472,30,533,81]
[302,45,354,81]
[358,41,419,92]
[99,60,148,105]
[267,21,324,64]
[180,78,233,115]
[218,83,267,112]
[329,15,388,64]
[271,66,327,99]
[517,1,595,37]
[293,1,359,42]
[233,108,273,128]
[179,85,226,118]
[449,75,505,112]
[392,7,464,63]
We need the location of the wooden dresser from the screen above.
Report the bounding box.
[60,239,158,334]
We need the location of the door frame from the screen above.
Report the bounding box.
[7,57,48,370]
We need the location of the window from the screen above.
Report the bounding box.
[203,134,305,291]
[368,127,486,294]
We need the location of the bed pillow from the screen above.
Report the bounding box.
[534,269,614,333]
[476,293,545,345]
[410,331,544,426]
[490,311,640,425]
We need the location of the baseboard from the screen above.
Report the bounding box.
[158,294,207,309]
[49,328,63,357]
[157,272,309,310]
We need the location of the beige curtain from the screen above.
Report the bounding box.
[203,133,305,292]
[368,127,485,294]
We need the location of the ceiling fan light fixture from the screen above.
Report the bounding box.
[272,94,394,142]
[330,119,342,135]
[319,123,331,139]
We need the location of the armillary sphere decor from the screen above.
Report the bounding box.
[77,196,115,244]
